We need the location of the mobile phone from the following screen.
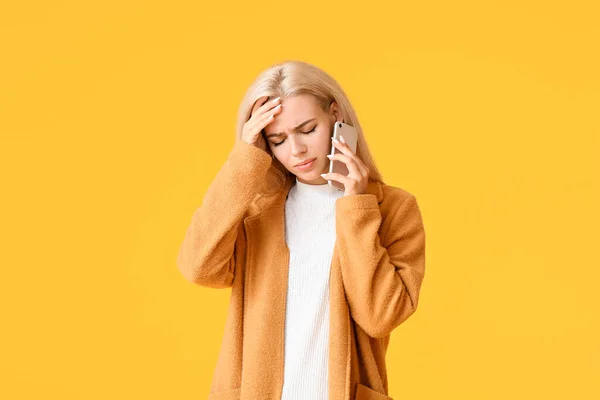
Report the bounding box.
[327,121,358,192]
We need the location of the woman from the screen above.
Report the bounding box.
[176,60,426,400]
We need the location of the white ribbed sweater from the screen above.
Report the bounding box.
[280,178,345,400]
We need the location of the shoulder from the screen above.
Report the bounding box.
[379,183,416,210]
[378,182,423,226]
[377,183,425,245]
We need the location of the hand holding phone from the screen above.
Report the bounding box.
[327,121,358,192]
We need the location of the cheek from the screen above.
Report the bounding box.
[317,131,333,153]
[271,145,289,162]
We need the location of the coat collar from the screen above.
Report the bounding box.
[253,178,384,212]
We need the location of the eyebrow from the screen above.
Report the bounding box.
[266,118,316,138]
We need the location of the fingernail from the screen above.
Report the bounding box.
[332,138,339,144]
[340,135,346,144]
[326,154,333,159]
[320,174,327,177]
[272,97,280,103]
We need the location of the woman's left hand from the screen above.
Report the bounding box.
[321,135,370,197]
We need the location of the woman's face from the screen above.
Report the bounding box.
[263,94,342,185]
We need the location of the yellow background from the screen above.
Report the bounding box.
[1,1,598,398]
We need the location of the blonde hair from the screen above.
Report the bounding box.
[234,60,385,196]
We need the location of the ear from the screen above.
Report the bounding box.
[329,101,343,123]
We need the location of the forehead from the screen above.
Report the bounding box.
[264,94,322,133]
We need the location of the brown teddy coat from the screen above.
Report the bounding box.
[177,139,426,400]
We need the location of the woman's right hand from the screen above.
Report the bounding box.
[241,96,282,152]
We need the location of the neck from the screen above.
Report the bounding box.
[292,177,343,199]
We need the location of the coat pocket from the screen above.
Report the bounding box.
[355,383,393,400]
[207,387,241,400]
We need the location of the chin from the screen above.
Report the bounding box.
[293,161,328,183]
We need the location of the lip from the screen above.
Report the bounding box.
[295,157,316,169]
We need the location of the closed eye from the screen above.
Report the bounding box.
[272,126,316,147]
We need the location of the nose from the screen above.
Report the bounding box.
[289,135,307,157]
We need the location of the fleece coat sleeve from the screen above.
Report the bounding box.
[176,139,272,288]
[335,192,426,338]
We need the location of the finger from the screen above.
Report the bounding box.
[254,96,282,119]
[326,153,363,178]
[321,172,354,188]
[334,138,368,176]
[332,136,356,157]
[259,102,282,125]
[257,107,279,130]
[251,96,270,117]
[248,102,282,134]
[331,139,368,176]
